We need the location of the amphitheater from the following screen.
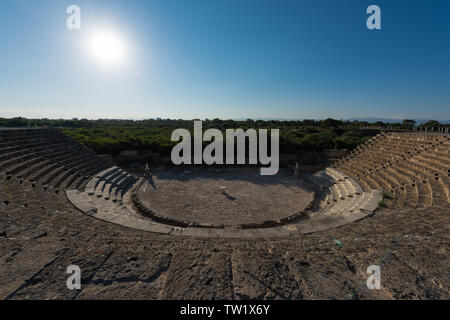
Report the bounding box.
[0,128,449,299]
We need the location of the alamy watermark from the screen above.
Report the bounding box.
[171,121,279,175]
[66,4,381,31]
[366,265,381,290]
[66,265,81,290]
[66,5,81,30]
[367,5,381,30]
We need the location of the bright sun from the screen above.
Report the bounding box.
[87,29,127,67]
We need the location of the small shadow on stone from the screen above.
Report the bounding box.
[146,175,156,189]
[223,192,236,201]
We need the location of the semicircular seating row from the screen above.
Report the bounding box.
[66,165,383,238]
[333,132,450,208]
[0,128,383,237]
[0,129,111,192]
[310,168,381,217]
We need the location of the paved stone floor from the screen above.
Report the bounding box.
[0,183,448,299]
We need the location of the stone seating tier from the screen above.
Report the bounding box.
[0,128,112,190]
[334,132,450,208]
[66,166,382,237]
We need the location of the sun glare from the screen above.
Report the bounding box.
[87,29,127,67]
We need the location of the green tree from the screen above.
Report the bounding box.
[422,120,440,128]
[402,119,416,130]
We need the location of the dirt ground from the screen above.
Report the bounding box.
[138,169,314,226]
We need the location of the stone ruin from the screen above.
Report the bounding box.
[0,128,448,238]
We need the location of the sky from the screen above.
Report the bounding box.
[0,0,449,120]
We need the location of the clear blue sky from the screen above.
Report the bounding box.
[0,0,449,120]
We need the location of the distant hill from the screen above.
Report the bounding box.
[233,117,450,124]
[346,118,450,125]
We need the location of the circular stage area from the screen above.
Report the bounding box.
[135,168,315,228]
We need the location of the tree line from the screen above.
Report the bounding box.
[0,117,446,156]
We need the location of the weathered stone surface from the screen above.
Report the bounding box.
[0,129,448,299]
